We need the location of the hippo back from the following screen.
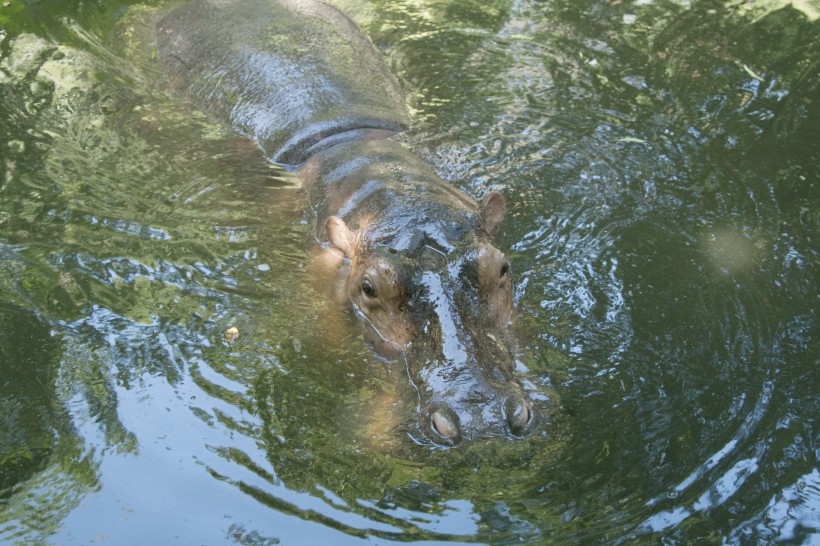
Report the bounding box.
[155,0,410,166]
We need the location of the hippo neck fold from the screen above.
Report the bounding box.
[300,139,482,252]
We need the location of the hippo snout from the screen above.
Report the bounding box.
[422,388,535,445]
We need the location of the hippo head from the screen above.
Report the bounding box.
[325,192,534,445]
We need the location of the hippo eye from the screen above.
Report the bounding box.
[500,260,510,278]
[361,278,377,298]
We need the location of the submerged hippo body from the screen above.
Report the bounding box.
[156,0,535,444]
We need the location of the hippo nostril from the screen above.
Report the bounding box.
[431,411,455,439]
[505,397,533,437]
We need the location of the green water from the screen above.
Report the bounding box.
[0,0,817,543]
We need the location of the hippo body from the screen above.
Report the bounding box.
[155,0,409,166]
[156,0,534,444]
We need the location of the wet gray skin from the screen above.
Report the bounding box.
[157,0,533,444]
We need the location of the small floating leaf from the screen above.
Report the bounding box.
[742,64,764,81]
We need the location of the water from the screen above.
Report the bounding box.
[0,0,817,543]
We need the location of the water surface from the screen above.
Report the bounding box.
[0,0,817,543]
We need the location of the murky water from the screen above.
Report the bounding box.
[1,0,817,543]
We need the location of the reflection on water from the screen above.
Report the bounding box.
[0,0,817,543]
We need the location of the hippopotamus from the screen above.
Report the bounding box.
[156,0,534,444]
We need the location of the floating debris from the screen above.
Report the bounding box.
[742,64,764,81]
[225,326,240,343]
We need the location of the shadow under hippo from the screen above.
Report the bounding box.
[156,0,542,445]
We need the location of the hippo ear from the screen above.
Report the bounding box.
[477,191,506,235]
[326,216,356,258]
